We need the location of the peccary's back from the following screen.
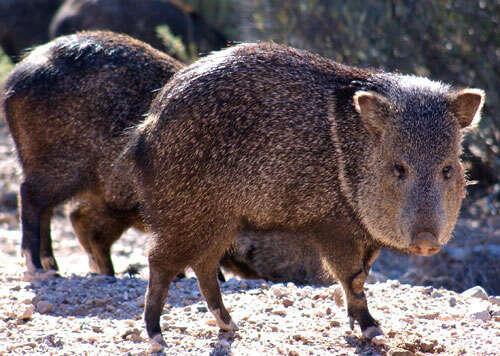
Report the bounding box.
[134,43,376,230]
[2,31,182,206]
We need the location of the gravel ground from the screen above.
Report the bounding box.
[1,116,500,355]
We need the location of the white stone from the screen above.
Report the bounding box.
[469,301,491,321]
[461,286,488,300]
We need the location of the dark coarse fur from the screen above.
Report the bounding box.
[130,42,485,344]
[49,0,227,60]
[0,0,63,62]
[220,231,335,286]
[1,31,183,276]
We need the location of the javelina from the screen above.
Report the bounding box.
[220,231,335,285]
[130,42,485,346]
[0,0,63,62]
[1,31,183,277]
[49,0,227,60]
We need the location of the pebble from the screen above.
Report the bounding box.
[390,349,414,356]
[449,297,457,307]
[272,309,287,316]
[36,301,53,314]
[469,301,491,321]
[271,285,287,298]
[461,286,489,300]
[282,299,294,307]
[489,296,500,306]
[422,286,434,295]
[149,338,163,353]
[18,305,35,320]
[431,291,442,298]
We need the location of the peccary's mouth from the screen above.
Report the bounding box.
[409,232,441,256]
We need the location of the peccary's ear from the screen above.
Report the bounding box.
[353,91,390,138]
[447,88,485,129]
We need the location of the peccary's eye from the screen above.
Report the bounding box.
[393,164,406,179]
[442,165,453,179]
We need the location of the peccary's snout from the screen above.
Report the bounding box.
[410,232,440,256]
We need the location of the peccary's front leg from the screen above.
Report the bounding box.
[318,233,383,342]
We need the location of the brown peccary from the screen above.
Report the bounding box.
[49,0,227,60]
[129,42,485,346]
[220,231,335,286]
[0,0,63,62]
[1,31,183,277]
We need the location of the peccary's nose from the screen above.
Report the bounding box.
[410,232,440,256]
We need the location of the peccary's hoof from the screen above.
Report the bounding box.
[148,334,165,354]
[217,317,239,331]
[212,308,239,331]
[23,269,59,282]
[362,326,386,345]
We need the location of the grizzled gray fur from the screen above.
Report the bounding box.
[130,42,485,346]
[1,31,183,277]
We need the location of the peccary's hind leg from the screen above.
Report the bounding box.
[19,182,58,273]
[40,208,58,271]
[319,233,383,342]
[144,261,179,346]
[193,258,238,331]
[70,202,130,276]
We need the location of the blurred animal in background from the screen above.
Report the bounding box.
[49,0,228,60]
[0,0,63,62]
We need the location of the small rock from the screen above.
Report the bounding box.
[420,340,436,352]
[489,296,500,306]
[283,299,294,307]
[422,286,434,295]
[469,301,491,321]
[93,297,110,306]
[271,285,286,298]
[390,280,400,288]
[461,286,488,300]
[149,337,164,353]
[449,297,457,307]
[135,296,145,308]
[329,320,340,327]
[299,288,312,298]
[121,328,142,342]
[18,305,35,320]
[390,349,414,356]
[431,291,442,298]
[36,301,53,314]
[205,319,217,326]
[273,309,287,316]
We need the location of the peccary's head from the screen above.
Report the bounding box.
[354,76,485,255]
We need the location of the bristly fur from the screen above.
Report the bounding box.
[1,31,182,275]
[130,42,485,344]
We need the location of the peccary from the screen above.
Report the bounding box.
[1,31,183,276]
[0,0,63,62]
[220,231,335,286]
[130,42,485,346]
[49,0,227,60]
